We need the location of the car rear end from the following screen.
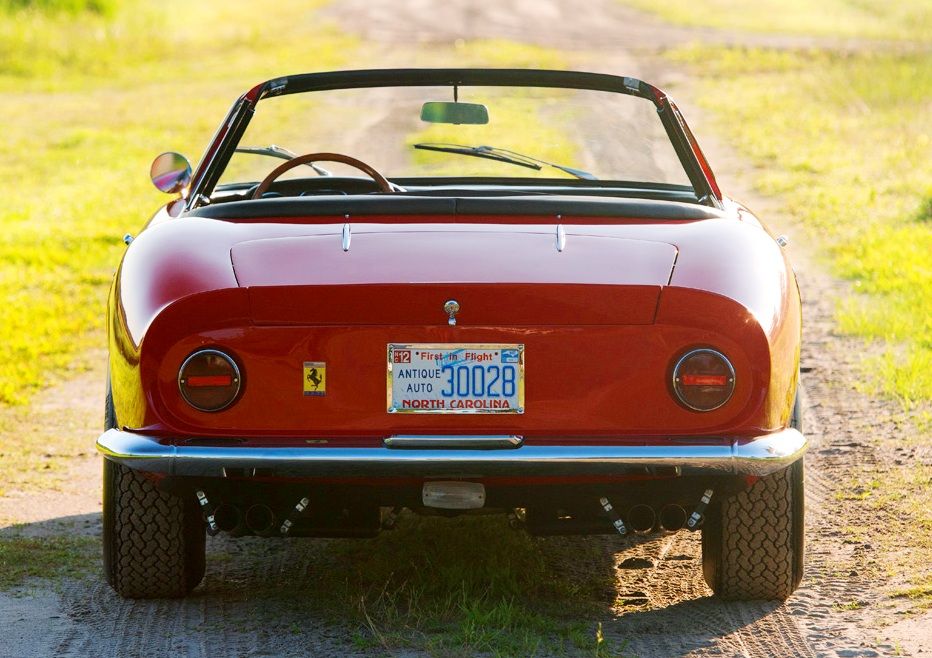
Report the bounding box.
[102,218,803,547]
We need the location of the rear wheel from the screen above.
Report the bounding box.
[702,457,805,600]
[102,380,205,598]
[103,460,206,598]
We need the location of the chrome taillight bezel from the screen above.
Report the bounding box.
[671,348,736,412]
[178,348,242,412]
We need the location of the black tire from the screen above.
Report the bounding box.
[702,458,805,600]
[102,381,205,598]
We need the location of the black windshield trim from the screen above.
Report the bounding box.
[253,69,659,100]
[187,195,724,221]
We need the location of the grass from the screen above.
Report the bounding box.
[0,0,115,15]
[305,515,622,657]
[893,577,932,610]
[665,45,932,408]
[0,533,97,588]
[0,0,356,406]
[0,516,624,657]
[834,462,932,607]
[619,0,932,41]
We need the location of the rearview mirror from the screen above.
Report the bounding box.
[150,152,192,195]
[420,101,489,125]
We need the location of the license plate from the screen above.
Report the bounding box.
[388,344,524,414]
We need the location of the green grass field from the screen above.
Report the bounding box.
[0,0,354,405]
[318,515,619,656]
[667,45,932,408]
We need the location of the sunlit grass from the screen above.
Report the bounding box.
[619,0,932,40]
[0,0,115,13]
[668,45,932,407]
[318,515,619,656]
[835,462,932,606]
[0,533,97,589]
[0,0,356,405]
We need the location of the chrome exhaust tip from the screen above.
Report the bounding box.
[659,504,687,532]
[627,504,656,534]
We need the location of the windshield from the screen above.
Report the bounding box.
[217,85,692,188]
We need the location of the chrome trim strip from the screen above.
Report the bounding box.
[97,428,806,478]
[385,435,523,449]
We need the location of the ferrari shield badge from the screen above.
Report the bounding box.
[303,362,326,396]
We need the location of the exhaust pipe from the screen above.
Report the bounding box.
[245,504,277,536]
[659,504,687,532]
[627,504,656,534]
[213,503,242,533]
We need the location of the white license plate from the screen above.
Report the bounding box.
[388,344,524,414]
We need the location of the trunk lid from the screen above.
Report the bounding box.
[231,227,677,325]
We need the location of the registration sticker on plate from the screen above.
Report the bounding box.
[388,344,524,414]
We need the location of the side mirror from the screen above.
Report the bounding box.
[150,152,192,194]
[420,101,489,125]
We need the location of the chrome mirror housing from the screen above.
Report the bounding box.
[150,152,192,195]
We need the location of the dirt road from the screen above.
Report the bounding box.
[2,1,929,656]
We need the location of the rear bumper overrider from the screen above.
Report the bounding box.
[96,428,807,479]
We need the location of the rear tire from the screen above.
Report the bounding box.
[102,379,205,598]
[702,458,805,600]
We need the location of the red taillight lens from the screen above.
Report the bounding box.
[178,349,241,412]
[672,349,735,412]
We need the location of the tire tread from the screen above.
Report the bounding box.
[703,461,804,600]
[104,460,205,598]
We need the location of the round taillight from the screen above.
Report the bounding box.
[178,349,242,412]
[672,348,735,412]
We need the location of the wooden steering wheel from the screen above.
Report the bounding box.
[251,152,394,198]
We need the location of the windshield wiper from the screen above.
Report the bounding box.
[413,143,597,180]
[234,145,331,176]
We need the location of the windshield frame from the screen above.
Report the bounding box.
[185,68,723,211]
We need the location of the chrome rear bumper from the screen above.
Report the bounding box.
[97,428,807,478]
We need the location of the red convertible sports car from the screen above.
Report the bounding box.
[98,69,806,601]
